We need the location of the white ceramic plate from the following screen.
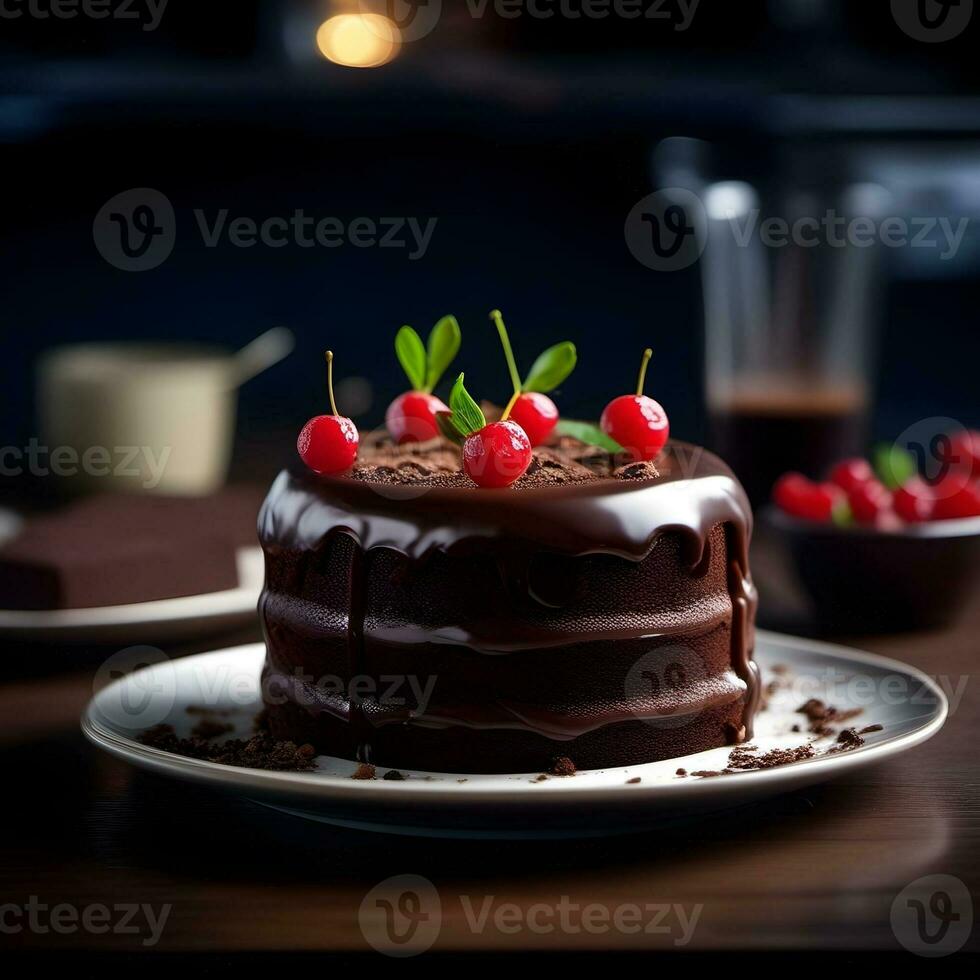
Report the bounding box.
[0,547,263,643]
[81,631,947,838]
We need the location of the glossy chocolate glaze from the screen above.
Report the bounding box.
[259,440,759,772]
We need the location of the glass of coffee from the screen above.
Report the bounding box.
[701,180,887,505]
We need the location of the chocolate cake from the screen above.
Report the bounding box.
[258,436,759,773]
[0,488,264,610]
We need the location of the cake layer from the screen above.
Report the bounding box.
[258,440,759,773]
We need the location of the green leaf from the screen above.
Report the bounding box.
[395,325,426,391]
[874,443,916,490]
[435,411,464,446]
[448,373,486,438]
[523,341,577,393]
[425,315,461,392]
[555,418,624,453]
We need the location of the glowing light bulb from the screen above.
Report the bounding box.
[316,14,400,69]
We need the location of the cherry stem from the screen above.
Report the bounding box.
[490,310,523,415]
[501,391,521,422]
[325,350,340,416]
[636,348,653,397]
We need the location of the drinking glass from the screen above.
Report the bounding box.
[701,180,887,504]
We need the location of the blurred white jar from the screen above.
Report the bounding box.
[37,330,292,496]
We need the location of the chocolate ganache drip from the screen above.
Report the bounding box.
[258,438,760,772]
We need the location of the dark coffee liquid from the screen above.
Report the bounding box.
[708,387,867,506]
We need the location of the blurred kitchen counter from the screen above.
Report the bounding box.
[0,543,977,958]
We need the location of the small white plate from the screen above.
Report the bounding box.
[0,547,263,643]
[81,631,947,838]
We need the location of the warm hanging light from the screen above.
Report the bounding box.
[315,13,400,68]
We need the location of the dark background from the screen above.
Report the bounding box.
[2,0,979,481]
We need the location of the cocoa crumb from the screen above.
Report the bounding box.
[675,767,688,777]
[382,769,406,781]
[550,756,577,777]
[626,777,642,784]
[791,724,801,733]
[532,774,549,783]
[796,699,862,734]
[859,724,884,735]
[351,763,377,780]
[728,744,816,770]
[829,728,865,753]
[137,723,316,771]
[614,460,660,481]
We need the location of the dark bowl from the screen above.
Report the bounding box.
[762,507,980,632]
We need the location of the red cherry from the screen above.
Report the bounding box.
[774,472,810,513]
[933,481,980,520]
[600,395,669,461]
[848,479,891,524]
[600,349,669,462]
[297,350,359,475]
[385,391,449,444]
[508,392,559,447]
[462,420,532,488]
[773,473,839,522]
[893,476,935,523]
[829,458,875,494]
[297,414,358,474]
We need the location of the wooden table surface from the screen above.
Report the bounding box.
[1,535,977,959]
